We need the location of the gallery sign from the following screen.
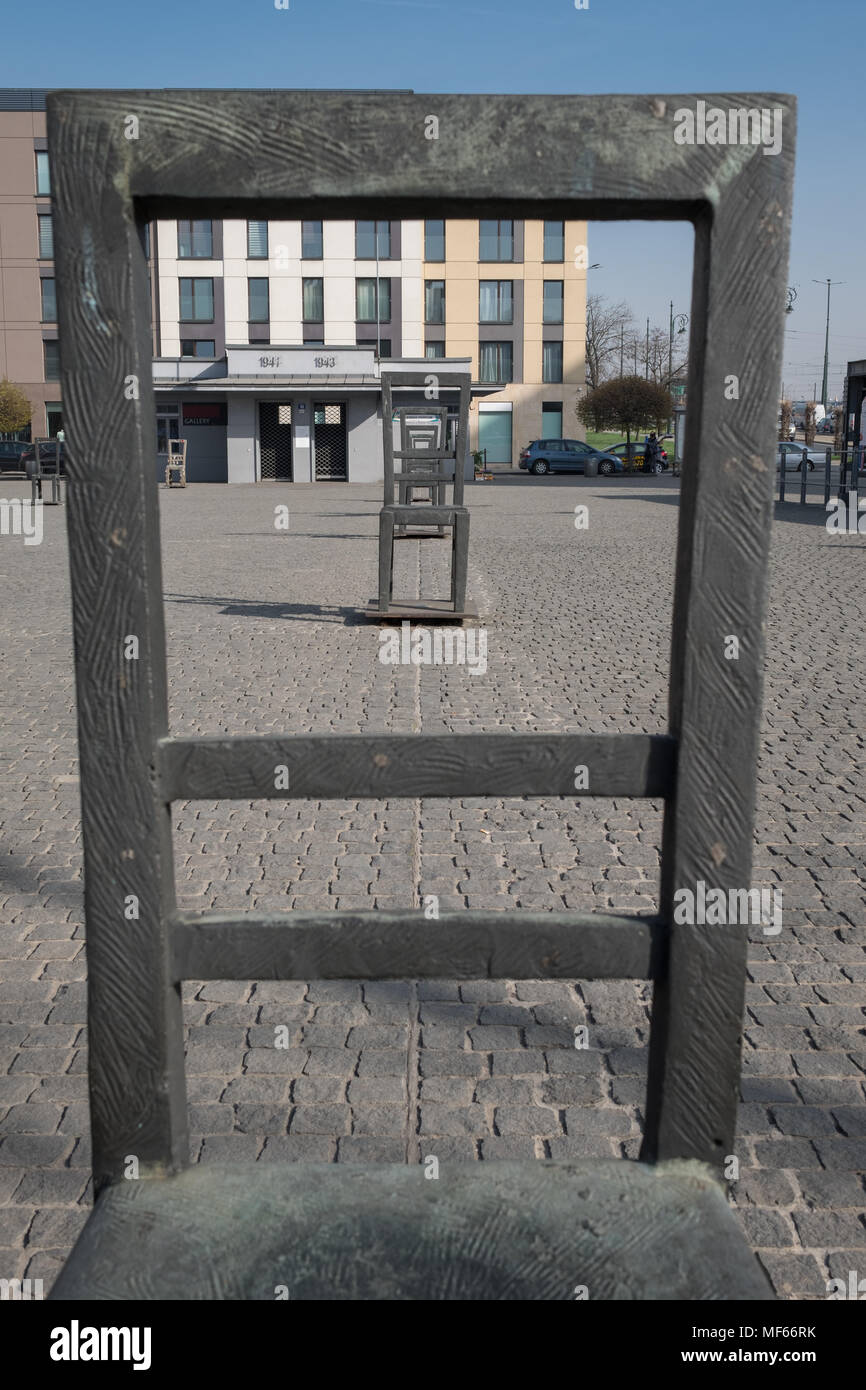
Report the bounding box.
[182,403,226,426]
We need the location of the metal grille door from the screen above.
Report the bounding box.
[314,402,347,481]
[259,402,293,480]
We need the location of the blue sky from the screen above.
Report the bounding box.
[9,0,861,401]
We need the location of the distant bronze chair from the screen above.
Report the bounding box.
[45,87,793,1300]
[165,439,187,487]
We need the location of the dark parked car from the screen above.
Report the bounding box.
[606,441,669,472]
[19,440,66,477]
[518,438,623,476]
[0,440,31,473]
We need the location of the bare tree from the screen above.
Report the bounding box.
[585,294,634,389]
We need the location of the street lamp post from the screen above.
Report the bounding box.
[812,277,844,410]
[667,303,688,432]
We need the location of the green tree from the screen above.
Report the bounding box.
[0,380,32,435]
[577,375,674,448]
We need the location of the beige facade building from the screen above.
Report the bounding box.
[422,217,588,465]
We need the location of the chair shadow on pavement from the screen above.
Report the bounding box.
[163,594,369,625]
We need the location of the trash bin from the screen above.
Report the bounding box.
[584,456,599,478]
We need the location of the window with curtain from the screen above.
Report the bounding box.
[542,342,563,383]
[178,220,213,258]
[38,214,53,259]
[248,278,269,322]
[479,281,513,323]
[36,151,50,196]
[179,278,214,321]
[247,220,268,258]
[543,221,565,261]
[303,277,324,321]
[479,341,513,383]
[302,221,323,258]
[356,278,390,322]
[543,281,564,324]
[425,281,445,324]
[355,220,391,259]
[425,219,445,260]
[41,278,56,323]
[425,340,446,359]
[479,219,513,261]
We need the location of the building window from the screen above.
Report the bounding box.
[425,280,445,324]
[247,220,268,259]
[180,340,216,358]
[542,342,563,383]
[479,341,513,383]
[543,221,565,262]
[302,221,323,258]
[355,220,391,260]
[177,220,213,258]
[376,339,392,358]
[248,278,269,323]
[38,214,53,260]
[356,277,391,322]
[543,281,564,324]
[36,151,50,196]
[479,219,513,261]
[425,340,446,360]
[46,403,64,438]
[179,278,214,322]
[303,277,324,322]
[425,219,445,261]
[541,403,563,437]
[41,278,57,323]
[479,281,513,324]
[43,340,60,382]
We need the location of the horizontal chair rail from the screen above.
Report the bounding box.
[157,732,677,802]
[170,910,665,982]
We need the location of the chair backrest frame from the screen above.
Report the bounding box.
[46,90,795,1194]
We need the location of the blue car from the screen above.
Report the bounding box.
[518,438,623,476]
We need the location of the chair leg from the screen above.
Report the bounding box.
[451,511,469,611]
[378,510,395,612]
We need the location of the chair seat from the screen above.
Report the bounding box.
[49,1158,773,1301]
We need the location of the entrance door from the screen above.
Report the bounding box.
[259,402,293,480]
[156,411,179,475]
[478,408,512,466]
[313,402,347,480]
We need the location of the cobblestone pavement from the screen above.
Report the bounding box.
[0,473,864,1299]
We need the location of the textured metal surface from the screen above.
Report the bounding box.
[45,88,794,1208]
[48,1159,775,1301]
[170,909,664,982]
[157,732,677,800]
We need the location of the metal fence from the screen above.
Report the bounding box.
[776,444,864,510]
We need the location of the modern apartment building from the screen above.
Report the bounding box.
[0,91,589,478]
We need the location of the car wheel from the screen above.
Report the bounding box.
[598,459,614,475]
[650,461,663,474]
[531,459,549,475]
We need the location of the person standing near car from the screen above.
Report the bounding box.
[643,432,660,471]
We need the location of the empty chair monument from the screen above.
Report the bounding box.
[371,367,474,619]
[45,88,793,1300]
